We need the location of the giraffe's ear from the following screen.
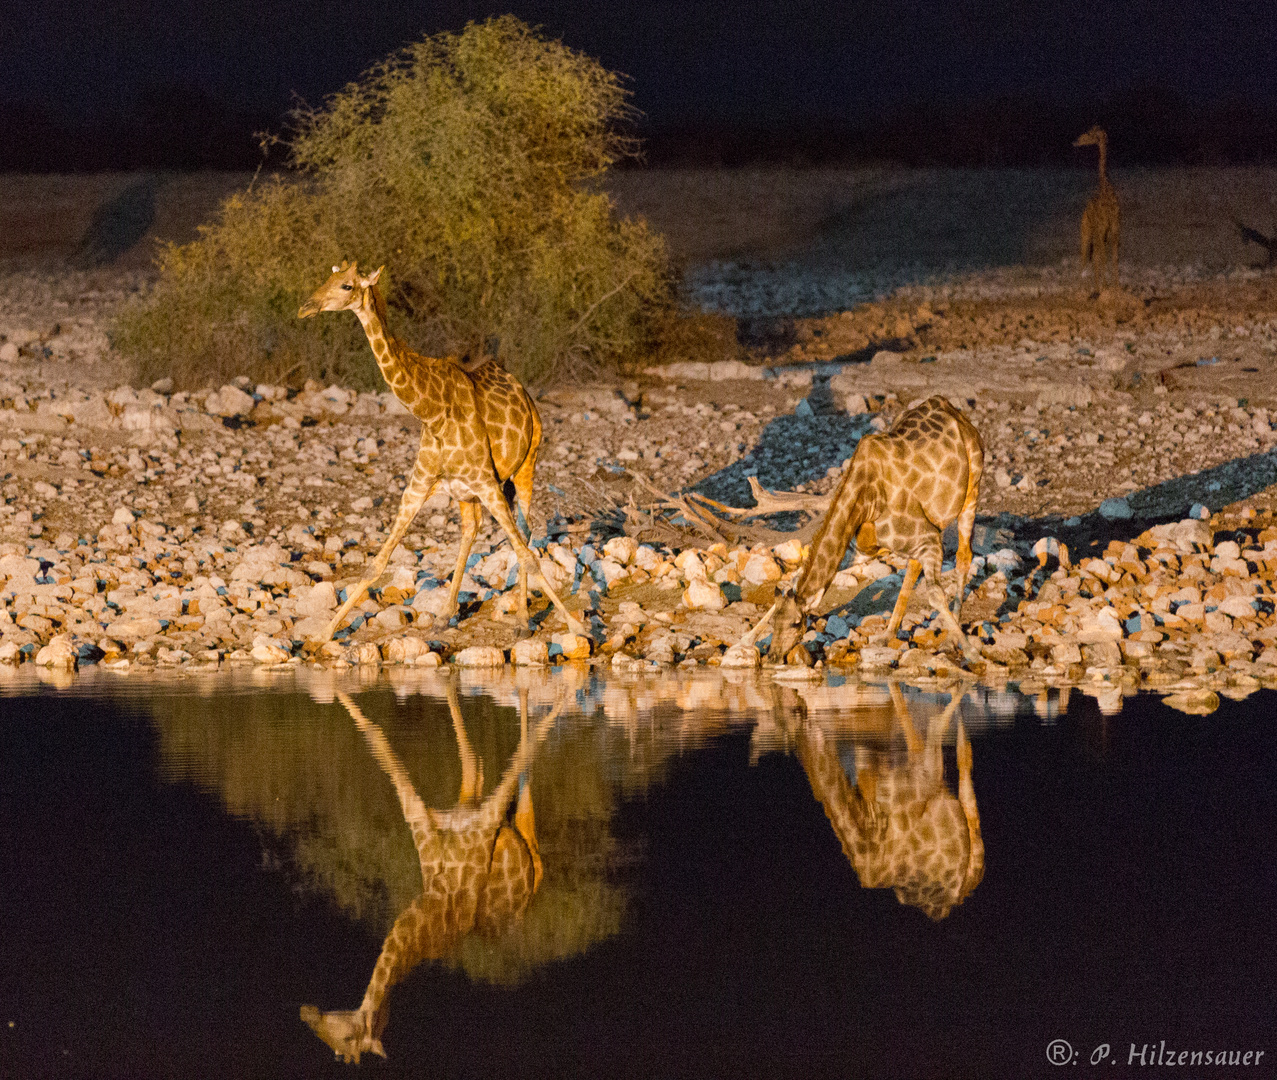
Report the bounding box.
[365,265,384,287]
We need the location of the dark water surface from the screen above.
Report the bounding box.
[1,670,1274,1080]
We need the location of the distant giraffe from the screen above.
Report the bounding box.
[737,397,984,664]
[777,682,984,920]
[300,683,563,1064]
[1074,126,1120,290]
[298,261,585,642]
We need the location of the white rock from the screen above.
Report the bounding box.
[344,642,382,666]
[113,507,136,526]
[773,540,804,566]
[381,636,431,663]
[34,634,77,670]
[511,638,549,666]
[205,385,256,417]
[675,550,706,581]
[411,586,455,619]
[683,578,726,611]
[603,536,638,565]
[552,632,592,660]
[741,553,781,585]
[251,642,290,664]
[453,645,505,667]
[372,607,408,631]
[720,642,760,668]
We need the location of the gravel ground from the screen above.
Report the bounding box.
[5,251,1277,712]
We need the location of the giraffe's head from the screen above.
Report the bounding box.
[1073,126,1107,149]
[300,1005,387,1064]
[297,260,385,319]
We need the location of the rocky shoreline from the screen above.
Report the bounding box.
[4,265,1277,713]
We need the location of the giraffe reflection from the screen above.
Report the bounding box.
[772,682,984,920]
[300,682,564,1064]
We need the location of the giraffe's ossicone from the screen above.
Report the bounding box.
[764,395,985,663]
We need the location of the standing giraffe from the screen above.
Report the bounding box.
[739,396,984,664]
[297,260,585,641]
[775,682,984,921]
[1074,126,1120,290]
[300,683,563,1064]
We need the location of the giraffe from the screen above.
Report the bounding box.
[300,682,563,1064]
[297,261,586,642]
[739,396,984,664]
[775,682,984,921]
[1074,126,1120,290]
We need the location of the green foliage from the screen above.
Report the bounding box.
[115,16,672,389]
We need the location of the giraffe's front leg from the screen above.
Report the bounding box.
[439,500,480,628]
[313,460,439,644]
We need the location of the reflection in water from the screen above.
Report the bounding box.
[301,685,564,1063]
[280,673,986,1061]
[773,683,983,920]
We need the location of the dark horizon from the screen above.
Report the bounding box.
[3,1,1276,171]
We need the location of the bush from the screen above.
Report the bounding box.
[115,16,672,390]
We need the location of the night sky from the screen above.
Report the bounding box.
[2,0,1276,167]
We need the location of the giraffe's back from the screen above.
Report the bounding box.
[863,396,982,541]
[466,361,540,482]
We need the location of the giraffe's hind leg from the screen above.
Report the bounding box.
[508,446,540,631]
[915,538,982,663]
[469,473,587,637]
[883,558,923,641]
[952,434,983,619]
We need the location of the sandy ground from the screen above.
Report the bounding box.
[3,168,1277,711]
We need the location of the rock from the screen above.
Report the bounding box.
[683,578,726,611]
[204,385,256,417]
[511,638,549,666]
[344,642,382,666]
[720,642,760,668]
[741,553,781,585]
[551,632,591,660]
[104,617,163,640]
[674,550,706,581]
[1051,641,1083,664]
[1078,608,1123,643]
[411,586,454,619]
[372,607,408,632]
[112,507,135,526]
[1098,497,1132,520]
[1082,640,1123,667]
[603,536,638,565]
[1170,519,1213,552]
[453,645,505,667]
[251,641,290,664]
[34,634,77,670]
[858,646,899,668]
[294,581,337,616]
[381,636,431,663]
[773,539,804,566]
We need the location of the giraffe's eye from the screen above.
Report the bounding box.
[341,284,353,291]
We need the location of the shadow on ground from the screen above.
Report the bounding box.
[73,175,163,267]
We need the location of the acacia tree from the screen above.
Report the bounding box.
[117,16,671,389]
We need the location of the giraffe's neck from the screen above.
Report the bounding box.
[353,284,413,399]
[1097,139,1109,187]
